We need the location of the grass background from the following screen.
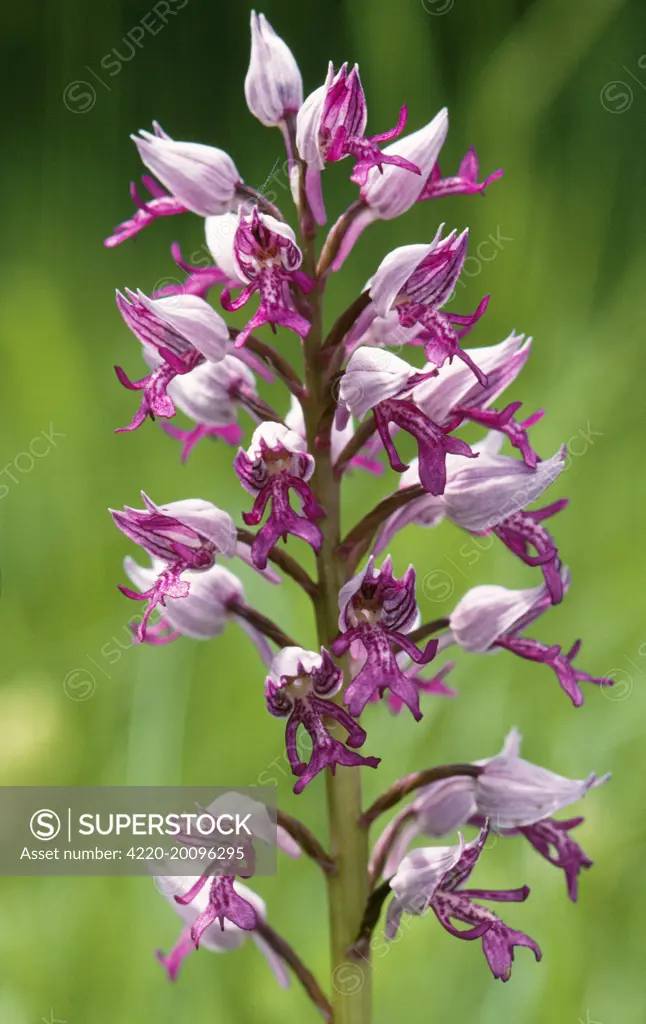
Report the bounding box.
[1,0,645,1021]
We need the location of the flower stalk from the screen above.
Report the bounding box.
[298,185,374,1024]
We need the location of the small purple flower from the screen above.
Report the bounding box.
[386,825,541,982]
[244,11,303,128]
[219,209,315,349]
[114,290,229,432]
[155,876,288,986]
[174,873,259,944]
[377,727,607,898]
[159,353,256,459]
[122,560,274,662]
[235,423,325,570]
[375,435,566,566]
[368,231,489,383]
[111,494,236,641]
[131,126,243,217]
[420,147,503,201]
[105,122,244,246]
[329,108,449,270]
[476,734,607,901]
[448,575,611,705]
[331,555,438,720]
[474,728,608,828]
[265,646,380,794]
[339,347,477,495]
[296,62,419,223]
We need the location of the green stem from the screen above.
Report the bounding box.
[300,211,372,1023]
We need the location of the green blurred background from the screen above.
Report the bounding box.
[1,0,645,1020]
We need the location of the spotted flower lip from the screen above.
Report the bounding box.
[378,658,456,714]
[448,401,544,469]
[244,11,303,127]
[234,422,324,571]
[515,817,593,902]
[155,876,289,986]
[111,494,236,641]
[131,126,243,217]
[332,555,438,720]
[114,290,229,432]
[386,824,541,982]
[265,646,380,793]
[218,208,314,349]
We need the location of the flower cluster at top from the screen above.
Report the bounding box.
[106,11,609,997]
